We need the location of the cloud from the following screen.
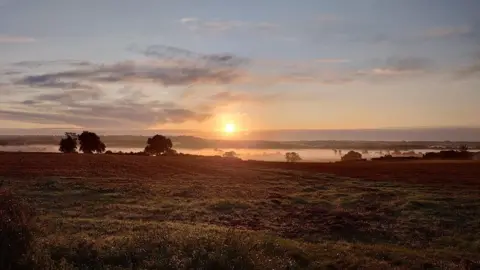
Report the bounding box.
[2,87,211,128]
[179,17,278,34]
[457,62,480,78]
[423,25,472,39]
[0,83,11,95]
[24,88,102,105]
[191,90,283,112]
[141,45,248,68]
[3,70,22,76]
[12,60,92,68]
[313,14,342,23]
[358,57,434,77]
[14,61,242,87]
[384,57,433,71]
[15,46,247,88]
[16,74,96,90]
[455,52,480,78]
[315,59,350,64]
[209,90,278,104]
[0,35,36,43]
[163,108,210,122]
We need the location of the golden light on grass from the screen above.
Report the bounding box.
[224,123,236,134]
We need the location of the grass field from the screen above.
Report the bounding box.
[1,152,480,269]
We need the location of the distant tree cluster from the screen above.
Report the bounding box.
[285,152,302,162]
[59,132,180,157]
[59,131,105,154]
[341,151,363,162]
[222,151,238,158]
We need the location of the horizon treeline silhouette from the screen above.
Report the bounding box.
[59,131,175,156]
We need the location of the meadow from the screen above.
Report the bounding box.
[1,152,479,269]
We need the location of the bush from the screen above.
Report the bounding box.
[341,151,364,162]
[223,151,238,159]
[372,155,421,161]
[0,188,35,269]
[285,152,302,162]
[423,150,473,160]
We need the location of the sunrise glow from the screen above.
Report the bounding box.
[224,123,236,134]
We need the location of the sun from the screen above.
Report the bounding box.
[224,123,236,134]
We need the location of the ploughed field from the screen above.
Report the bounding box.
[1,152,479,269]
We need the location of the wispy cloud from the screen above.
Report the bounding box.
[184,89,284,112]
[12,60,92,68]
[313,14,342,23]
[423,25,472,39]
[2,87,211,128]
[209,90,279,106]
[0,35,36,43]
[179,17,278,34]
[16,74,96,90]
[22,88,102,105]
[315,59,350,64]
[357,57,434,77]
[455,52,480,78]
[457,63,480,78]
[14,45,248,89]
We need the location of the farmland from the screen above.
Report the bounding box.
[1,152,480,269]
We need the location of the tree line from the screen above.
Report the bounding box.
[59,131,307,162]
[59,132,175,156]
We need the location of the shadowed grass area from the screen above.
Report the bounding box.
[1,154,479,268]
[22,221,480,269]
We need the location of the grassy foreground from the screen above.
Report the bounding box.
[1,153,479,269]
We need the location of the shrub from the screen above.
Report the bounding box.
[285,152,302,162]
[0,188,35,269]
[223,151,238,159]
[423,150,473,160]
[341,151,363,162]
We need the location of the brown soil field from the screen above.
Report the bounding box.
[1,152,479,185]
[249,159,480,186]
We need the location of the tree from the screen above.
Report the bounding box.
[59,132,77,153]
[459,144,469,152]
[285,152,302,162]
[223,151,238,158]
[341,151,363,162]
[164,148,178,156]
[144,135,173,156]
[78,131,106,154]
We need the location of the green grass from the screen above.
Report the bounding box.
[2,163,480,269]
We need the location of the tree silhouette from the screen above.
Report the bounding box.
[341,151,363,161]
[144,135,173,156]
[459,144,469,152]
[59,132,77,153]
[223,151,237,158]
[78,131,106,154]
[285,152,302,162]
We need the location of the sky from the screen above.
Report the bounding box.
[1,0,480,138]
